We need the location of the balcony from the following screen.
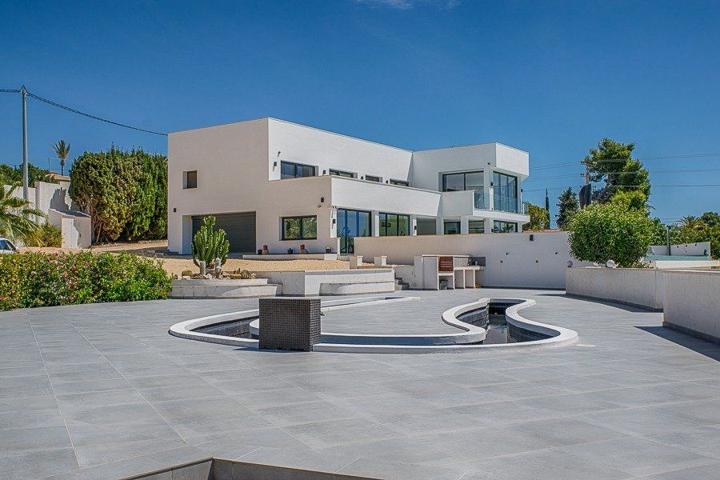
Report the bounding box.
[442,190,530,218]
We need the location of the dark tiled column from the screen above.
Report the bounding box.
[258,297,321,351]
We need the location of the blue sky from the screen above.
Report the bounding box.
[1,0,719,224]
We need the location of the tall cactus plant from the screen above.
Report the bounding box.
[192,217,229,269]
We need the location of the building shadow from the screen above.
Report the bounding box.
[537,292,655,313]
[637,325,720,362]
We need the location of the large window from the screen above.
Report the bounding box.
[281,161,316,179]
[282,216,317,240]
[493,172,518,212]
[183,170,197,189]
[493,221,518,233]
[337,208,371,254]
[329,169,355,178]
[444,221,461,235]
[442,171,484,192]
[389,179,409,186]
[469,220,485,234]
[379,213,410,236]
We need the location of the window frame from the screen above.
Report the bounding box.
[441,170,484,192]
[468,220,485,234]
[492,220,518,233]
[281,161,317,179]
[444,221,461,235]
[492,171,519,212]
[337,208,372,254]
[379,212,411,236]
[329,169,356,178]
[389,179,410,186]
[183,170,198,189]
[281,215,318,240]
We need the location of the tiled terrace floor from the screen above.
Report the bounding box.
[1,289,720,480]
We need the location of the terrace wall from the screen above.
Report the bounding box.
[663,270,720,343]
[355,231,584,289]
[566,267,665,310]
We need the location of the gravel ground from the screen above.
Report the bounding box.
[20,241,352,275]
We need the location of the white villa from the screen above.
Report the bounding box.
[167,118,530,255]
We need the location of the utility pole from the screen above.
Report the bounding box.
[21,85,29,201]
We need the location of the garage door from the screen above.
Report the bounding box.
[192,212,256,253]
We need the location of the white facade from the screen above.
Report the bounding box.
[168,118,530,255]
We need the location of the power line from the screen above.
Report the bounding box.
[534,153,720,171]
[527,167,720,182]
[27,91,167,136]
[524,184,720,193]
[1,86,167,136]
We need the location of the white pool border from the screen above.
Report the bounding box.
[168,296,578,353]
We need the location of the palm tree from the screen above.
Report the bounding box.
[0,184,45,241]
[53,140,70,176]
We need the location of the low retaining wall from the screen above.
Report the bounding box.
[255,269,395,296]
[663,270,720,343]
[566,267,665,310]
[171,278,280,298]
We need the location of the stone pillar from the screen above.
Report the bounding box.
[410,215,417,236]
[436,216,444,235]
[258,297,321,351]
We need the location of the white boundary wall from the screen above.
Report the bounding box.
[355,231,585,289]
[663,270,720,342]
[566,267,665,310]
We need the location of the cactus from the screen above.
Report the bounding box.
[191,217,229,269]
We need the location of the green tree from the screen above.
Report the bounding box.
[69,148,137,242]
[671,214,719,259]
[556,187,579,230]
[523,203,549,231]
[0,163,57,186]
[53,140,70,176]
[569,202,654,267]
[583,138,650,204]
[0,184,45,241]
[125,152,167,240]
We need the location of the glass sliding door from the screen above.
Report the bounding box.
[337,208,371,254]
[493,172,518,212]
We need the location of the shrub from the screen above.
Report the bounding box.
[0,252,171,311]
[24,223,63,248]
[191,216,229,269]
[569,203,654,267]
[69,147,167,243]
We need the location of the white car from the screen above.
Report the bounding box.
[0,238,18,254]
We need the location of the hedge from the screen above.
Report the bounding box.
[0,252,172,311]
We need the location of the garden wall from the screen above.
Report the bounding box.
[565,267,665,310]
[663,270,720,343]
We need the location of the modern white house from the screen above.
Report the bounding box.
[168,118,530,255]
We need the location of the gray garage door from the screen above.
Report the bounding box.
[192,212,256,253]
